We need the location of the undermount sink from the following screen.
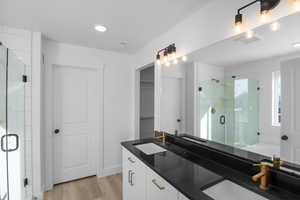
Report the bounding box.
[135,143,167,155]
[203,180,268,200]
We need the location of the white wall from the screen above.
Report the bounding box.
[225,52,300,145]
[185,62,196,135]
[42,40,134,190]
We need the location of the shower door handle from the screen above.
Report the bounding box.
[220,115,225,125]
[1,134,19,152]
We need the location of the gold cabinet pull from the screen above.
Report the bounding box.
[130,172,135,186]
[152,179,165,190]
[128,170,132,185]
[128,157,135,163]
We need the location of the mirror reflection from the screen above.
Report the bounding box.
[158,12,300,165]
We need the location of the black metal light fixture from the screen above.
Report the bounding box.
[234,0,280,33]
[156,43,181,66]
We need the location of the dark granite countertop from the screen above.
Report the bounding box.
[121,138,300,200]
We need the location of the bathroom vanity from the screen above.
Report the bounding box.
[121,134,300,200]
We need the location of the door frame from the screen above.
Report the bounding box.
[134,63,154,140]
[44,64,104,191]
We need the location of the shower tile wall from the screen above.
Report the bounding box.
[0,25,33,199]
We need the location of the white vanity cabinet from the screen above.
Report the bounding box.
[122,148,147,200]
[122,147,191,200]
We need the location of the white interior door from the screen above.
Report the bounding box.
[53,65,99,184]
[160,76,185,134]
[281,58,300,164]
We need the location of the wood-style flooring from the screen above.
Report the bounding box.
[44,174,122,200]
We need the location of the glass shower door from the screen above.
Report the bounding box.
[0,45,8,200]
[0,45,25,200]
[199,79,226,143]
[6,49,26,200]
[229,78,259,148]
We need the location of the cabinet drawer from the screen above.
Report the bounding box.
[146,168,179,199]
[122,147,140,166]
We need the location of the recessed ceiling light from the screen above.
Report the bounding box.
[94,25,107,32]
[293,42,300,48]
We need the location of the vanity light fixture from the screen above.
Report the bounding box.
[155,44,187,66]
[234,0,281,33]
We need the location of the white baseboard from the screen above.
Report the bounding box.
[32,191,44,200]
[99,164,122,177]
[43,183,53,193]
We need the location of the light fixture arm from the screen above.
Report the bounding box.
[237,0,260,14]
[237,0,280,15]
[156,43,175,55]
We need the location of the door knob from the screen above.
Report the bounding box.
[54,129,60,134]
[281,135,288,141]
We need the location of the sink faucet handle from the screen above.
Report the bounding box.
[272,156,284,168]
[253,162,272,167]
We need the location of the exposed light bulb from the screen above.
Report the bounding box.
[156,59,161,66]
[164,56,168,63]
[235,24,242,33]
[171,52,176,60]
[182,55,187,62]
[235,13,243,33]
[165,61,170,67]
[260,10,268,23]
[293,42,300,48]
[173,59,178,65]
[246,30,254,39]
[270,21,280,32]
[296,0,300,10]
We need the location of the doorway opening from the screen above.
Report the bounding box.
[139,65,154,139]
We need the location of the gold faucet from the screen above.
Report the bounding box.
[252,156,284,190]
[252,162,271,190]
[154,132,166,144]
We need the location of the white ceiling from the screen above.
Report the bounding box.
[0,0,211,53]
[189,12,300,67]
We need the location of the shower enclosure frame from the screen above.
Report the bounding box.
[0,43,26,200]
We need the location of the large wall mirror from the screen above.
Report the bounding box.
[156,12,300,168]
